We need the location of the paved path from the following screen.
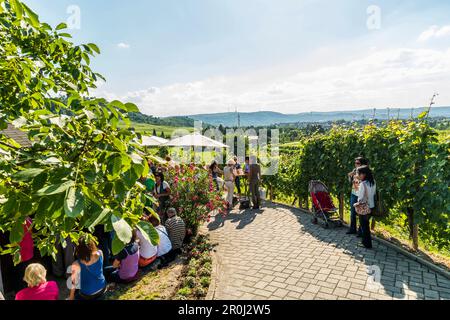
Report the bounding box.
[206,203,450,300]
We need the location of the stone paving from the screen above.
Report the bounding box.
[206,203,450,300]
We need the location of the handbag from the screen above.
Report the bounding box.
[354,182,371,216]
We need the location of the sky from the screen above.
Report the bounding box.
[25,0,450,117]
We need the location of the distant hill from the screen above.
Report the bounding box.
[129,112,195,127]
[177,107,450,127]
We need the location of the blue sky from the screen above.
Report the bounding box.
[25,0,450,116]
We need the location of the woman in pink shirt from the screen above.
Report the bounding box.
[15,263,59,300]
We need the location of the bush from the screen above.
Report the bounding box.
[177,287,192,297]
[192,287,206,297]
[187,267,197,277]
[198,267,211,277]
[165,166,228,233]
[200,277,211,288]
[184,276,197,288]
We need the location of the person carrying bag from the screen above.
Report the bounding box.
[354,183,371,216]
[353,165,376,249]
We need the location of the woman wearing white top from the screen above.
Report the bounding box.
[223,159,236,210]
[147,214,172,258]
[355,165,376,249]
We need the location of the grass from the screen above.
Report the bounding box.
[119,121,194,137]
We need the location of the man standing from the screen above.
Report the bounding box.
[248,156,262,210]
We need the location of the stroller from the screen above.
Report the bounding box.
[309,180,343,228]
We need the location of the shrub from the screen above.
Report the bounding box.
[165,166,228,234]
[177,287,191,297]
[184,276,197,288]
[200,277,211,288]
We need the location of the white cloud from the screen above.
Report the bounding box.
[117,42,131,49]
[418,25,450,42]
[95,47,450,117]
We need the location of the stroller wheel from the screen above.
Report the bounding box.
[312,217,318,224]
[324,222,329,229]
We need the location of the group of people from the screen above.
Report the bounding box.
[209,155,262,211]
[347,157,377,249]
[2,200,186,300]
[2,154,264,300]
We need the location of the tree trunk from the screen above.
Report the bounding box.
[371,218,376,231]
[338,193,344,220]
[291,197,297,207]
[407,207,419,250]
[412,224,419,251]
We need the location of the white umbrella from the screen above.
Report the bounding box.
[141,135,169,146]
[163,133,229,148]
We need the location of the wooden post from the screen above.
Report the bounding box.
[412,225,419,251]
[407,208,419,250]
[291,197,297,207]
[338,193,344,220]
[371,218,376,231]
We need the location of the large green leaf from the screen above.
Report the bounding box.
[137,221,160,246]
[86,208,111,230]
[111,214,132,244]
[88,43,100,54]
[10,0,23,19]
[64,187,84,218]
[55,22,67,30]
[112,137,126,153]
[9,220,24,244]
[12,168,45,182]
[36,180,75,196]
[125,102,139,113]
[22,3,39,27]
[112,233,126,255]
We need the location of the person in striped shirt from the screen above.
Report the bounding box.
[159,208,186,267]
[165,208,186,251]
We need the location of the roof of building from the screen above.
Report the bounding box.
[1,124,32,148]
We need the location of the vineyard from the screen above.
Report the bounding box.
[263,118,450,255]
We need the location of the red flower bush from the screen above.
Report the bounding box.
[165,165,228,234]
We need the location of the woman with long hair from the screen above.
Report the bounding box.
[69,236,106,300]
[209,160,223,191]
[354,165,376,249]
[347,157,369,235]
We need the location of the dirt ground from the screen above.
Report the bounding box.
[105,256,186,300]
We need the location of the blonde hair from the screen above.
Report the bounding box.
[23,263,47,287]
